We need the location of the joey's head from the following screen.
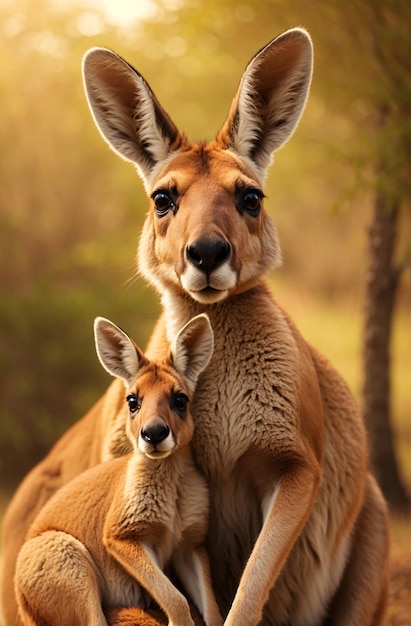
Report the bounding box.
[83,29,313,304]
[94,314,213,459]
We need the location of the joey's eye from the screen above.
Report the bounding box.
[242,189,262,216]
[152,191,175,217]
[126,394,141,415]
[173,392,189,416]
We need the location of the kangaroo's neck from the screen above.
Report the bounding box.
[161,281,272,344]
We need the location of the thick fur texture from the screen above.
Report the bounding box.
[1,28,389,626]
[14,316,221,626]
[105,604,205,626]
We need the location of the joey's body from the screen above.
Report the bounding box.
[16,448,209,623]
[15,315,221,626]
[2,28,389,626]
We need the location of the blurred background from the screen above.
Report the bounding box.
[0,0,410,513]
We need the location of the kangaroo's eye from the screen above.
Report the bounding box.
[242,189,262,216]
[126,394,141,416]
[172,392,189,417]
[152,190,175,217]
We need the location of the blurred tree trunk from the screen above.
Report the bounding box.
[361,1,411,514]
[363,156,409,514]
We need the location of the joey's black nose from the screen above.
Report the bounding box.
[186,237,231,274]
[141,421,170,445]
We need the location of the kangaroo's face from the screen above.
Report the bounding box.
[125,365,194,459]
[138,145,281,304]
[83,29,313,304]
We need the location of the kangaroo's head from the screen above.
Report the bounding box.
[83,29,312,304]
[94,314,213,459]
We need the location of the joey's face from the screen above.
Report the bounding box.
[138,145,281,304]
[125,366,194,459]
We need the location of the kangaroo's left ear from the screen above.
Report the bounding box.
[171,314,214,394]
[94,317,148,387]
[218,28,313,181]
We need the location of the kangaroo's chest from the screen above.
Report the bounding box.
[191,328,298,477]
[185,309,300,613]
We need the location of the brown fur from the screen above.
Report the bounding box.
[1,28,389,626]
[14,316,221,626]
[106,607,168,626]
[105,604,205,626]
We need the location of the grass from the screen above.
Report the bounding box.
[387,516,411,625]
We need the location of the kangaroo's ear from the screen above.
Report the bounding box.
[218,28,313,181]
[94,317,148,387]
[82,48,186,188]
[171,314,214,394]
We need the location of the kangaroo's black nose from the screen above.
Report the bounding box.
[186,237,231,274]
[141,421,170,445]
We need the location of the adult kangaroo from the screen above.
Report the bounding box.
[1,29,389,626]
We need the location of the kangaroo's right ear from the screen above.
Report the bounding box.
[82,48,186,189]
[94,317,148,387]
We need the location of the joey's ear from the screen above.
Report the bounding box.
[171,314,214,394]
[82,48,186,187]
[94,317,148,387]
[218,28,313,180]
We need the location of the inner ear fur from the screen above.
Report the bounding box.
[82,47,185,184]
[217,28,313,179]
[94,317,147,387]
[171,314,214,393]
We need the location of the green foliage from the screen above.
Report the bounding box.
[0,237,159,488]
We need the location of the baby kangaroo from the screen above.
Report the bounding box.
[15,314,221,626]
